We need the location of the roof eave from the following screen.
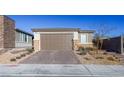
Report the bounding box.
[32,28,80,32]
[16,28,34,36]
[79,30,95,33]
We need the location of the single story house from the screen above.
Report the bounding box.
[32,28,95,51]
[0,16,33,49]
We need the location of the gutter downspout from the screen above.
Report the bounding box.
[121,35,123,55]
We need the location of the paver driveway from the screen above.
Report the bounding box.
[20,50,80,64]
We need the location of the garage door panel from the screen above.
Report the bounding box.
[40,33,73,50]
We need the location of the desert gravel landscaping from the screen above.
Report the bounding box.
[0,48,34,64]
[75,48,124,65]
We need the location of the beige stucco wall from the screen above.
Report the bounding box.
[34,40,40,51]
[73,32,79,40]
[34,32,40,51]
[74,32,94,49]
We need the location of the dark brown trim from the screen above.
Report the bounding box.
[4,15,15,22]
[79,30,95,33]
[32,28,79,32]
[16,29,33,37]
[32,28,95,33]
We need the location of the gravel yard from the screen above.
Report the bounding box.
[75,50,124,65]
[0,48,34,64]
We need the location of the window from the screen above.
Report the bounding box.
[16,32,19,41]
[22,34,25,42]
[81,34,87,44]
[20,32,23,42]
[28,36,32,43]
[24,34,27,42]
[19,32,22,42]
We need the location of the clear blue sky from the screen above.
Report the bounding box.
[9,15,124,36]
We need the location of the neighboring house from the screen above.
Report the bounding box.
[15,29,33,48]
[102,35,124,54]
[0,15,33,49]
[32,28,95,51]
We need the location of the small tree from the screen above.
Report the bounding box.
[94,23,116,53]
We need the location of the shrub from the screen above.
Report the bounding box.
[20,54,26,57]
[26,48,34,53]
[107,56,115,61]
[10,58,16,61]
[84,57,91,60]
[88,51,94,55]
[16,56,21,59]
[103,52,108,55]
[115,57,119,59]
[78,47,87,55]
[112,55,116,57]
[26,52,31,55]
[85,47,94,51]
[78,47,95,55]
[79,47,84,51]
[96,56,104,59]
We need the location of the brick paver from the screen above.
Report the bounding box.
[20,50,80,64]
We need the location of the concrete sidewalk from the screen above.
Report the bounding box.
[0,64,124,76]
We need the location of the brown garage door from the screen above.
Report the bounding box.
[40,33,73,50]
